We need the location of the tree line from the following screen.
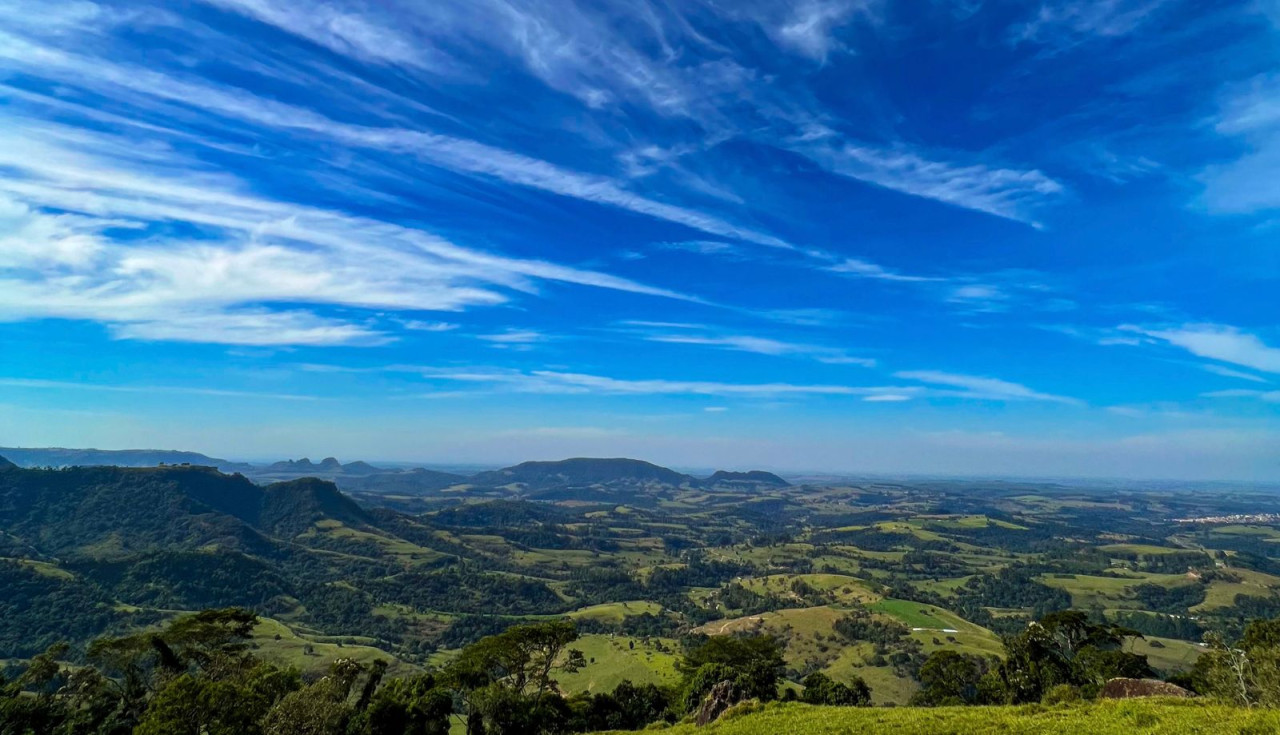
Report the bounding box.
[13,606,1280,734]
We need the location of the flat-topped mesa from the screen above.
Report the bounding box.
[702,470,790,488]
[0,447,241,470]
[470,457,694,488]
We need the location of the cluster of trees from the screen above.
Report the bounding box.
[911,611,1151,706]
[0,561,141,659]
[711,581,832,617]
[955,567,1072,622]
[0,609,876,735]
[1175,618,1280,706]
[371,570,568,617]
[1132,582,1207,615]
[0,609,576,735]
[832,609,909,646]
[1110,610,1204,641]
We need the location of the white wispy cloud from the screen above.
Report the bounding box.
[617,320,709,330]
[112,309,392,347]
[0,31,794,252]
[1202,73,1280,214]
[1201,364,1270,383]
[390,363,1071,404]
[894,369,1079,403]
[198,0,445,70]
[0,118,694,346]
[772,0,869,61]
[524,371,897,397]
[477,329,547,344]
[639,331,876,367]
[412,366,912,398]
[396,319,460,332]
[826,257,937,283]
[1010,0,1175,48]
[655,240,742,256]
[795,140,1064,225]
[1125,323,1280,374]
[0,376,317,401]
[827,260,1067,313]
[1203,388,1280,403]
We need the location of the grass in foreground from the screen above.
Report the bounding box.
[633,699,1280,735]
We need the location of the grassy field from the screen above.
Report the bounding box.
[1039,572,1190,609]
[737,573,880,605]
[10,557,77,580]
[250,617,409,676]
[1194,568,1280,611]
[300,520,447,566]
[1129,636,1204,674]
[631,699,1280,734]
[869,599,954,629]
[868,598,1004,659]
[567,600,664,622]
[692,597,1004,705]
[554,634,681,694]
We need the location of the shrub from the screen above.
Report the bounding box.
[1042,684,1081,705]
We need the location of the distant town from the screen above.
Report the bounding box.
[1173,513,1280,525]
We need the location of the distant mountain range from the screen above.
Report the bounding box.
[0,448,788,495]
[0,447,250,471]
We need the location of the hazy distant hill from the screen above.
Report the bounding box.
[0,446,249,471]
[0,447,787,500]
[339,467,468,494]
[0,448,463,493]
[248,457,467,496]
[470,457,694,489]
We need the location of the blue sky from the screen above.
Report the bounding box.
[0,0,1277,479]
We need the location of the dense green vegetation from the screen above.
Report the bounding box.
[8,456,1280,731]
